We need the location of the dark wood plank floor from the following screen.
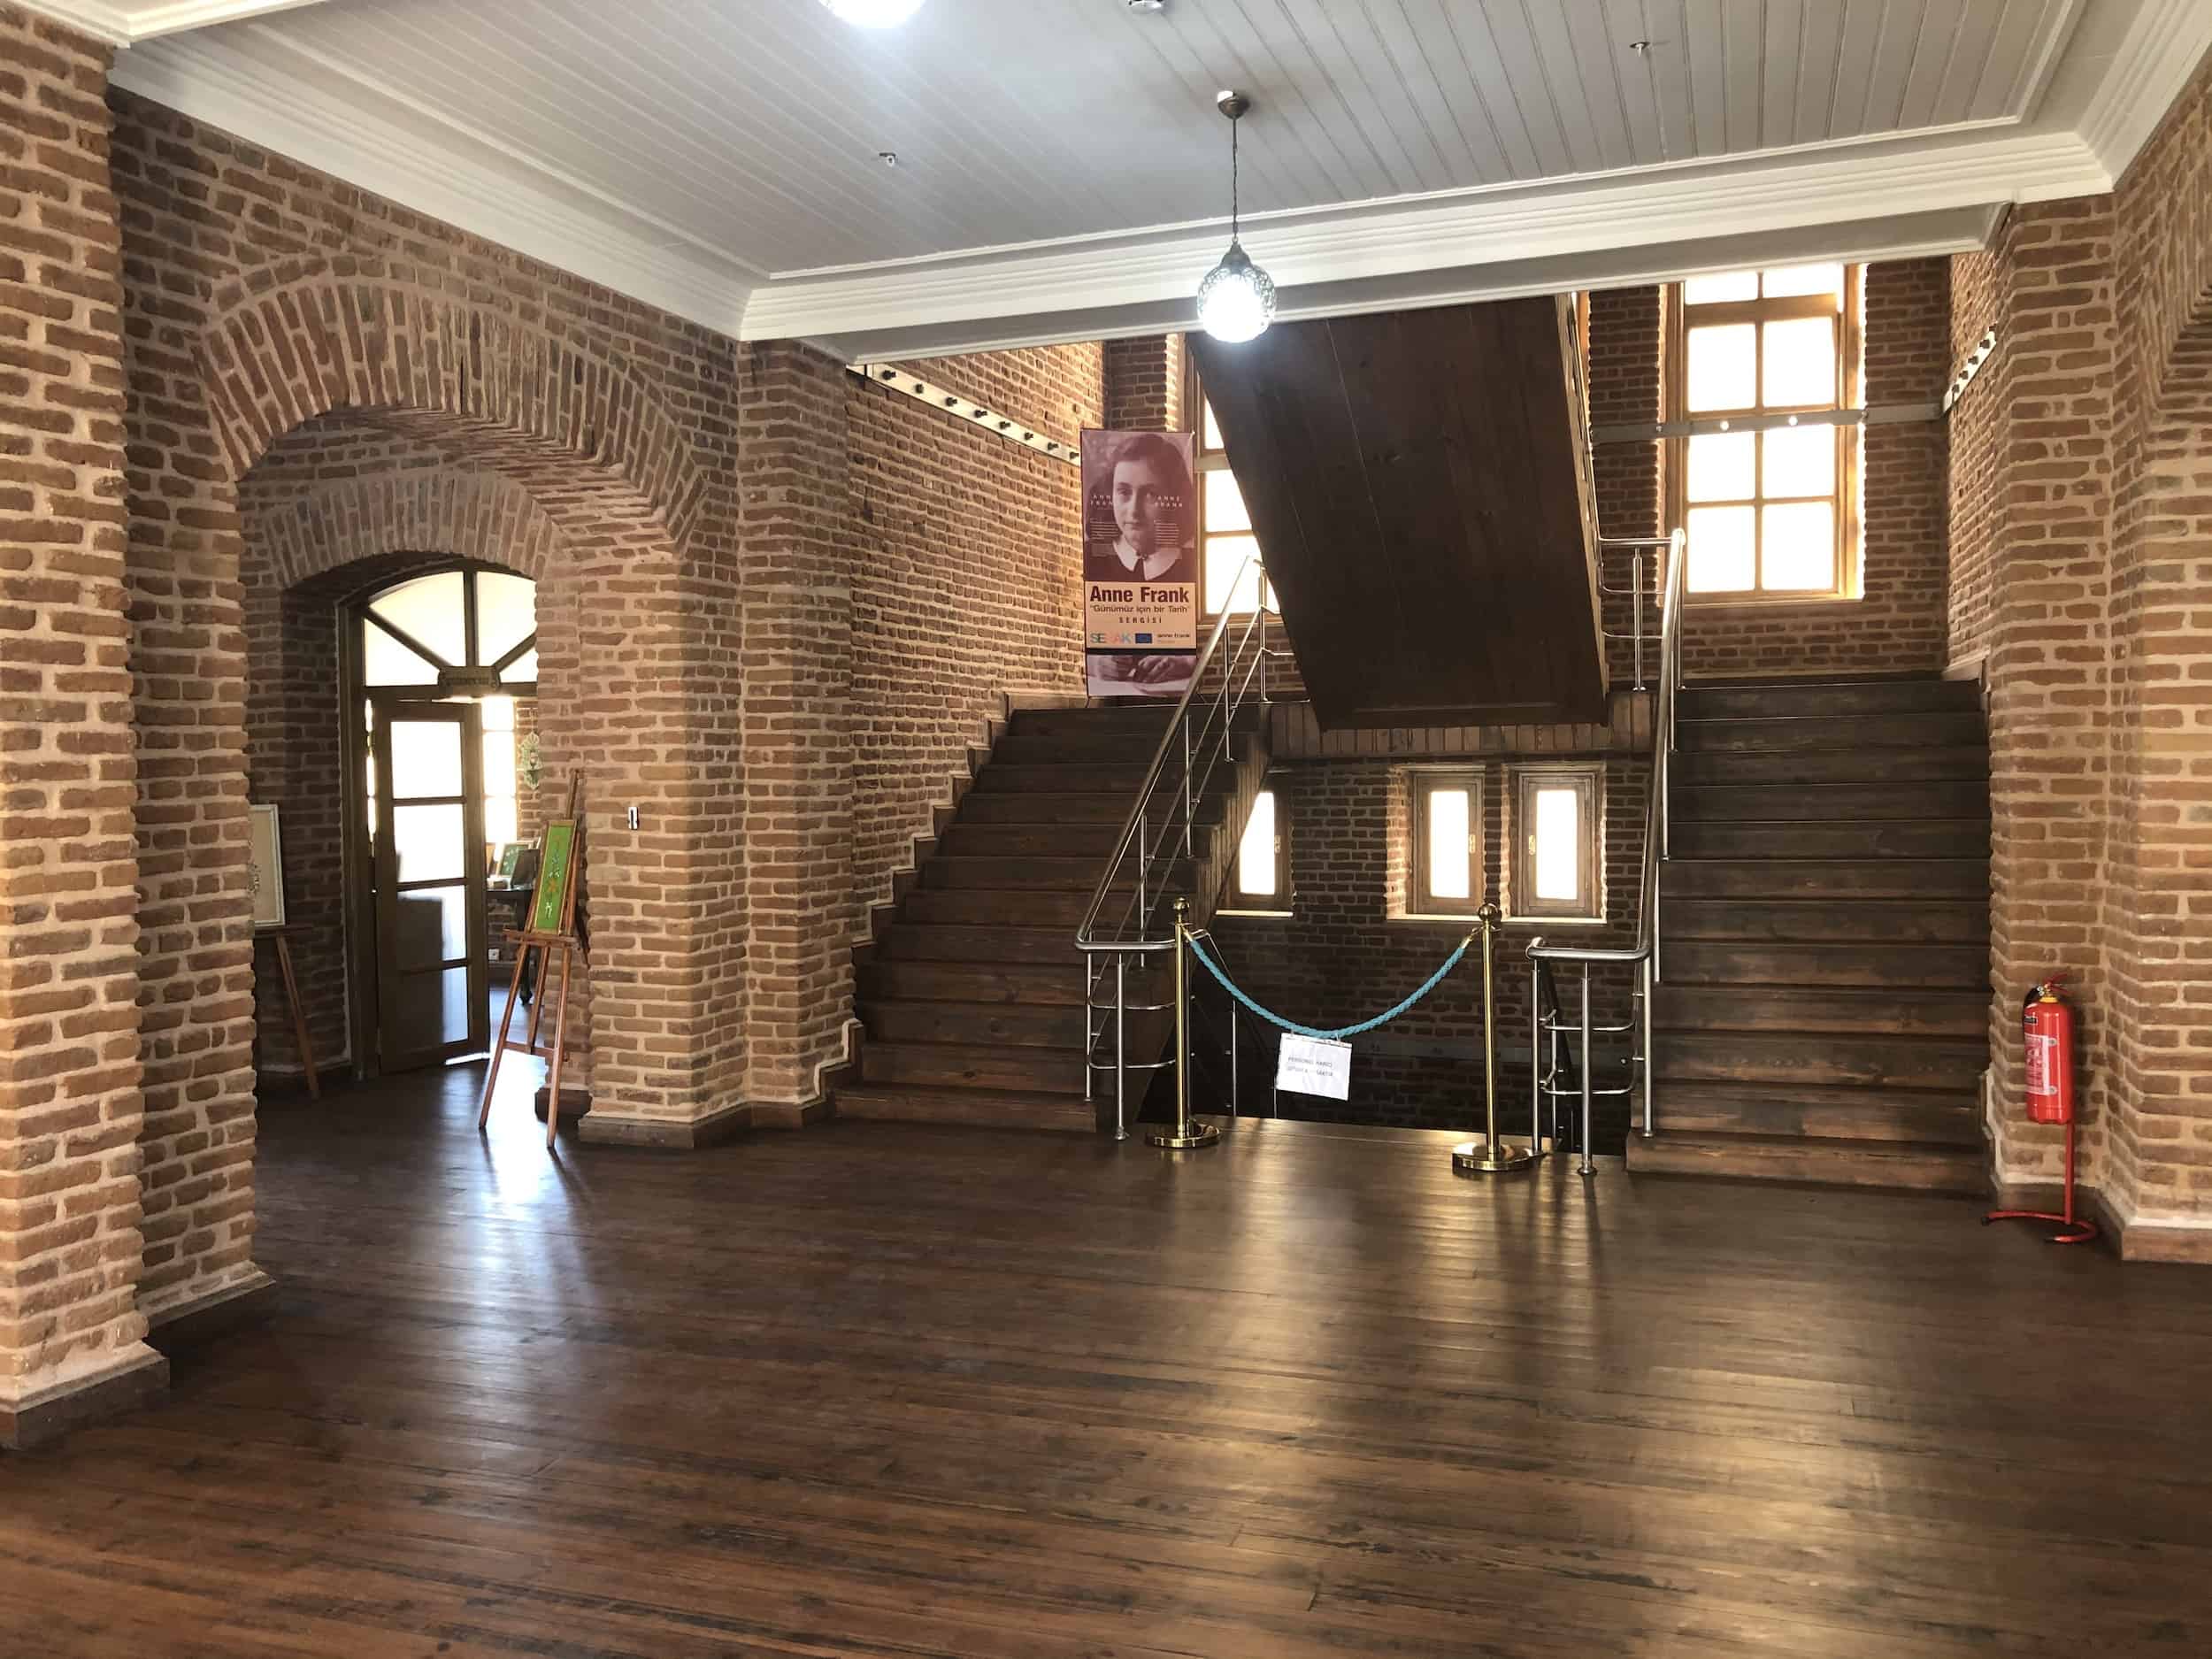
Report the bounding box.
[5,1065,2210,1657]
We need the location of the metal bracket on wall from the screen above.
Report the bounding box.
[847,362,1082,466]
[1589,325,2000,445]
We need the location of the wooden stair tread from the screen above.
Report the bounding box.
[1650,1081,1982,1147]
[1625,1130,1985,1194]
[833,1083,1097,1134]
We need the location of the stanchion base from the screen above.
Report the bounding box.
[1451,1141,1540,1174]
[1148,1124,1222,1150]
[1985,1208,2097,1246]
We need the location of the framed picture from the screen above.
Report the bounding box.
[1081,427,1199,700]
[495,841,529,881]
[527,819,580,936]
[249,803,287,930]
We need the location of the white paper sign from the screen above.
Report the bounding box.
[1277,1033,1353,1101]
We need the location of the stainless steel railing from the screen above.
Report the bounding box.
[1074,550,1279,1137]
[1528,527,1687,1171]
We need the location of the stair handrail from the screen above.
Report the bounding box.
[1527,526,1687,1151]
[1074,548,1273,958]
[1075,549,1277,1138]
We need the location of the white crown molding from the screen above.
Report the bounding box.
[111,34,754,339]
[20,0,338,45]
[737,130,2108,347]
[2077,0,2212,180]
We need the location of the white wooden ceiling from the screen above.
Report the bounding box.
[65,0,2212,354]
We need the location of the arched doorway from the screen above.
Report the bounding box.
[345,562,540,1073]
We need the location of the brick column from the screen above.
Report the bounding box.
[1103,334,1185,431]
[735,342,856,1115]
[0,4,165,1447]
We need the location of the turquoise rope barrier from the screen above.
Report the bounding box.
[1186,930,1471,1041]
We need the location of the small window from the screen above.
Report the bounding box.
[1409,771,1482,917]
[1511,767,1601,921]
[1229,786,1285,909]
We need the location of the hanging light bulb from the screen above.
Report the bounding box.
[818,0,926,26]
[1196,91,1276,344]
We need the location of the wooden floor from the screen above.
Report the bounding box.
[4,1068,2210,1657]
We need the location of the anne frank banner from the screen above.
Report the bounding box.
[1081,429,1199,698]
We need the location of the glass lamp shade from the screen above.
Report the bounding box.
[1196,241,1277,343]
[819,0,926,25]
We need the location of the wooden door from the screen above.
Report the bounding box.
[371,699,488,1070]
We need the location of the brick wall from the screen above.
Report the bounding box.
[1947,52,2212,1251]
[1586,288,1665,687]
[108,87,750,1310]
[1211,750,1647,1139]
[1103,334,1183,432]
[0,4,162,1423]
[848,347,1102,924]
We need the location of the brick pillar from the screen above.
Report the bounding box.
[1586,287,1663,687]
[735,342,856,1115]
[1104,334,1186,431]
[0,4,166,1447]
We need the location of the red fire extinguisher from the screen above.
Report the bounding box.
[1985,974,2096,1245]
[2022,976,2075,1125]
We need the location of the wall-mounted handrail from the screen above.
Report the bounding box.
[1528,526,1687,1160]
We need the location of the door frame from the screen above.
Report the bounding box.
[368,695,488,1071]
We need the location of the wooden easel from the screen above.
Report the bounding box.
[258,926,320,1102]
[479,775,583,1148]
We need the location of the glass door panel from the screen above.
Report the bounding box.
[372,698,487,1071]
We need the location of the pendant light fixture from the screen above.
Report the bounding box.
[818,0,926,27]
[1195,91,1276,344]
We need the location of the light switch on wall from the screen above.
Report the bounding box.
[626,805,640,831]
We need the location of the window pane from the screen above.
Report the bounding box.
[1686,324,1756,411]
[1425,787,1471,902]
[362,618,438,687]
[367,572,465,667]
[1202,399,1225,452]
[391,886,468,969]
[1683,270,1758,304]
[1761,262,1843,302]
[501,648,539,685]
[1206,534,1262,614]
[1762,316,1836,407]
[389,718,463,800]
[479,694,516,733]
[1762,425,1835,497]
[392,803,467,884]
[485,795,518,846]
[1202,469,1250,534]
[476,572,536,666]
[1686,431,1755,503]
[1761,502,1836,591]
[483,727,516,799]
[1686,505,1755,592]
[1532,787,1580,903]
[1237,789,1276,897]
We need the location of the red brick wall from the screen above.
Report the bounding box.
[0,5,158,1409]
[1210,752,1647,1137]
[1103,334,1184,432]
[849,346,1102,924]
[1947,54,2212,1247]
[109,88,749,1314]
[1586,288,1665,687]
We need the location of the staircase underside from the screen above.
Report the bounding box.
[1190,296,1606,729]
[1635,674,1993,1195]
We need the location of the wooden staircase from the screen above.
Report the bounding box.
[1631,676,1993,1193]
[838,703,1267,1133]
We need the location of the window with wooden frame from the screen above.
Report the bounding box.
[1226,784,1287,911]
[1509,765,1601,922]
[1184,352,1276,618]
[1668,265,1861,601]
[1407,769,1483,918]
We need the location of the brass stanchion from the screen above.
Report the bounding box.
[1453,902,1539,1174]
[1148,898,1220,1150]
